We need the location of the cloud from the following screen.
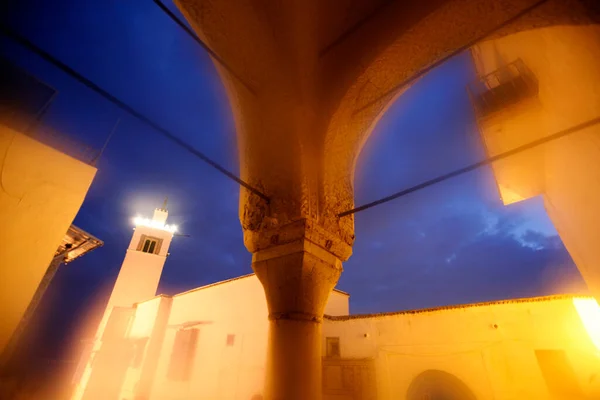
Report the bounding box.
[341,198,587,314]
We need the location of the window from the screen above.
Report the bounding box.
[167,328,199,381]
[142,239,157,254]
[326,337,340,358]
[137,235,162,255]
[226,334,235,347]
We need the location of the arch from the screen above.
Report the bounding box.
[406,370,478,400]
[174,0,599,244]
[323,0,599,220]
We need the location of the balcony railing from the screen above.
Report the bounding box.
[467,59,538,119]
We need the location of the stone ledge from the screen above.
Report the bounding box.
[244,218,353,261]
[252,238,342,269]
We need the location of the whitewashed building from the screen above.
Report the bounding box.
[71,204,600,400]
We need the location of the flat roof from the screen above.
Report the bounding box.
[172,273,350,298]
[324,294,593,321]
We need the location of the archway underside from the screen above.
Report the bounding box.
[172,1,599,399]
[174,0,598,252]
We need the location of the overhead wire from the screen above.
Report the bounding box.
[339,116,600,217]
[1,0,576,214]
[0,23,270,203]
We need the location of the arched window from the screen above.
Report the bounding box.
[137,235,162,255]
[142,239,156,254]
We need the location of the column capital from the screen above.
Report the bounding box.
[244,218,352,262]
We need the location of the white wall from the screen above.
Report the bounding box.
[150,275,268,400]
[325,290,350,316]
[108,224,174,309]
[121,295,172,400]
[0,125,96,355]
[471,24,600,298]
[323,296,600,400]
[144,274,348,400]
[80,271,600,400]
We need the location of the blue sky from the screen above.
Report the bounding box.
[1,0,588,358]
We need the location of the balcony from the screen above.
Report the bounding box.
[467,59,539,120]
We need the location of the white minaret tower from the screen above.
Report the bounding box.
[72,199,177,400]
[106,198,175,309]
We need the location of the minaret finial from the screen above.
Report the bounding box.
[162,196,168,210]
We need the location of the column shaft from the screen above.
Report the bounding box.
[265,318,322,400]
[252,232,345,400]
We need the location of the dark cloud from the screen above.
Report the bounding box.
[342,204,586,314]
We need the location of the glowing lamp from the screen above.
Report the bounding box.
[133,216,177,233]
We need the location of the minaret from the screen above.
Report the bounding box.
[72,200,176,400]
[106,199,175,309]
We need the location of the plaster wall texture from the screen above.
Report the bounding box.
[148,274,349,400]
[109,291,600,400]
[72,265,600,400]
[472,24,600,298]
[0,125,96,355]
[323,296,600,400]
[120,295,172,400]
[325,289,350,317]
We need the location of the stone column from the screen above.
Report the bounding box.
[248,219,351,400]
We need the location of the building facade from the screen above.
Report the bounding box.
[0,225,103,399]
[73,206,600,400]
[0,58,98,363]
[469,23,600,301]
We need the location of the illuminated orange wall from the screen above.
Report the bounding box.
[324,296,600,399]
[0,125,96,356]
[471,24,600,298]
[73,271,600,399]
[126,290,600,400]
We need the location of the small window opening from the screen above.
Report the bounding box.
[141,238,158,254]
[326,337,340,358]
[226,334,235,347]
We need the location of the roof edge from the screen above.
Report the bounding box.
[135,293,173,306]
[324,294,593,321]
[173,273,256,297]
[172,273,350,297]
[332,288,350,296]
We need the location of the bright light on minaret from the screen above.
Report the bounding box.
[132,216,177,233]
[132,198,176,233]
